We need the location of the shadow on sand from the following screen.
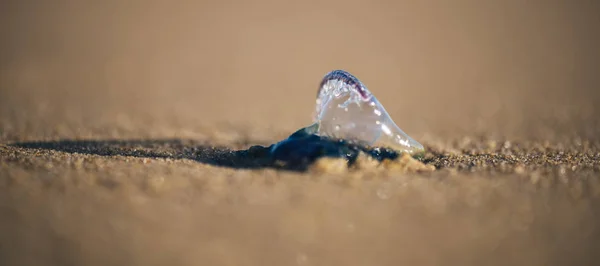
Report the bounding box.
[12,139,278,170]
[12,128,406,171]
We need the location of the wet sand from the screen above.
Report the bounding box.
[2,1,600,266]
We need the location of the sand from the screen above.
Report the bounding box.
[2,1,600,266]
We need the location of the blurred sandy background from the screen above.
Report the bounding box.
[1,1,600,266]
[2,0,599,141]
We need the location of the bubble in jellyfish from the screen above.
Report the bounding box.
[302,69,425,155]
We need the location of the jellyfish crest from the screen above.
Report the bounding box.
[313,70,424,154]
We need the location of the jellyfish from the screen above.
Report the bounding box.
[306,70,424,155]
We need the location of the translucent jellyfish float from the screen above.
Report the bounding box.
[265,70,425,169]
[308,70,424,154]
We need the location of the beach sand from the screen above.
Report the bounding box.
[1,1,600,265]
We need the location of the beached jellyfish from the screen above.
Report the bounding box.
[305,70,424,155]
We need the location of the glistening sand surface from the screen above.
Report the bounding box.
[2,1,600,266]
[2,136,600,266]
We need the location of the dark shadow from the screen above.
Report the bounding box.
[12,139,278,170]
[11,127,404,172]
